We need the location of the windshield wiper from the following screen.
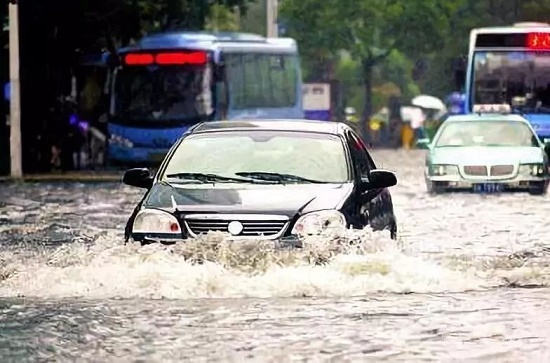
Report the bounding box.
[165,172,261,184]
[235,171,328,184]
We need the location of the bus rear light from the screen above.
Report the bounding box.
[124,53,154,65]
[156,52,207,65]
[123,52,208,66]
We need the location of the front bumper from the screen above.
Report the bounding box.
[134,235,304,248]
[426,174,548,191]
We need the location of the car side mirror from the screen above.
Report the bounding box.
[416,138,431,149]
[360,169,397,191]
[122,168,153,189]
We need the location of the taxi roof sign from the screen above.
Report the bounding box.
[472,104,512,114]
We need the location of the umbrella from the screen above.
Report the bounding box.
[411,95,446,110]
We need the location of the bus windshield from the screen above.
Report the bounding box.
[472,51,550,113]
[113,64,214,122]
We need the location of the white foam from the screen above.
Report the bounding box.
[0,228,494,300]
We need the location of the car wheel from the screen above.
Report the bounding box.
[390,222,397,240]
[427,181,445,194]
[528,181,547,196]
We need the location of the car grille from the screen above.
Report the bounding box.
[463,165,488,176]
[490,165,514,176]
[183,214,288,238]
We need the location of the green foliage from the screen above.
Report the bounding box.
[205,4,240,32]
[377,50,420,100]
[335,56,363,113]
[281,0,456,127]
[240,0,266,35]
[281,0,550,121]
[279,0,343,54]
[117,0,255,37]
[335,50,419,116]
[281,0,458,62]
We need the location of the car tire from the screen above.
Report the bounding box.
[427,181,445,194]
[528,181,547,196]
[390,222,397,240]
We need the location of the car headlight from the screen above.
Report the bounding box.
[519,163,545,176]
[291,210,346,236]
[132,209,182,235]
[431,164,459,176]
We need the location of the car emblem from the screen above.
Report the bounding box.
[227,221,243,236]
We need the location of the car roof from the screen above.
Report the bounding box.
[444,113,530,123]
[189,119,350,135]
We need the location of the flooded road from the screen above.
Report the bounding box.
[1,149,550,361]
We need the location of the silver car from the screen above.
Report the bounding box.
[418,114,550,195]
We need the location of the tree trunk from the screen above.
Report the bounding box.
[361,58,373,143]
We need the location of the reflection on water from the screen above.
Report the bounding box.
[1,150,550,360]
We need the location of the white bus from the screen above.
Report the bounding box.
[462,22,550,141]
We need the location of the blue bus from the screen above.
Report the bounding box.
[462,22,550,141]
[106,31,304,164]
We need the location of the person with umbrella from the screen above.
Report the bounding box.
[409,106,427,146]
[411,95,446,146]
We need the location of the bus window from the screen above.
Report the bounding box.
[472,51,550,111]
[113,63,214,122]
[224,53,298,110]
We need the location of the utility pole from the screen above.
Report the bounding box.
[8,1,21,178]
[266,0,278,38]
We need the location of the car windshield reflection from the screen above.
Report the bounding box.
[160,131,350,184]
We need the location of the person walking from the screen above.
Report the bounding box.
[410,106,427,147]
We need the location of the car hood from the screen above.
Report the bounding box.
[143,182,354,217]
[430,146,544,165]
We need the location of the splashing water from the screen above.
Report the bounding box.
[0,227,503,300]
[3,151,550,360]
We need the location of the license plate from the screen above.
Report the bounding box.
[149,152,166,163]
[473,183,504,193]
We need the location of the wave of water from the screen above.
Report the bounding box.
[2,150,550,302]
[1,225,548,300]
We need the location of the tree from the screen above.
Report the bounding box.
[240,0,266,35]
[281,0,459,139]
[204,4,240,32]
[152,0,255,31]
[280,0,344,82]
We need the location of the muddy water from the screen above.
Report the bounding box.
[1,149,550,361]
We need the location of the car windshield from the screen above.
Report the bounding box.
[161,131,349,183]
[472,51,550,113]
[435,120,539,147]
[113,64,214,122]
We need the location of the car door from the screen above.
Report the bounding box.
[346,130,397,239]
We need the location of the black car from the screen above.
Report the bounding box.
[122,119,398,246]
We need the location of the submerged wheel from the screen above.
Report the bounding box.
[528,181,547,196]
[427,180,445,194]
[390,222,397,240]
